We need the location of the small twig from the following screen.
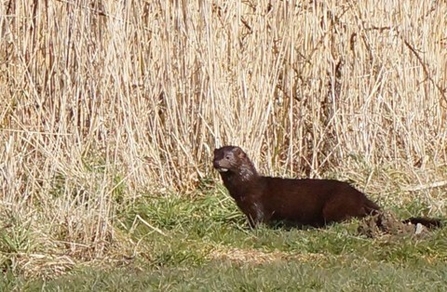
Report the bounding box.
[402,180,447,192]
[134,215,167,237]
[402,39,447,104]
[240,18,253,33]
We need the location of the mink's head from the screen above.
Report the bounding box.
[213,146,247,173]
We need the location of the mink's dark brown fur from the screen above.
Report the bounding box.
[213,145,442,229]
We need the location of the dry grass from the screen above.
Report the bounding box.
[0,0,446,278]
[207,245,327,265]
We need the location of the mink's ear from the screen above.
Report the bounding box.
[233,147,246,158]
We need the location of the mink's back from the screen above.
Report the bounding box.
[256,177,379,226]
[261,177,356,198]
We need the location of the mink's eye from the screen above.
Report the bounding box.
[225,155,231,160]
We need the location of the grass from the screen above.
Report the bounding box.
[12,261,447,292]
[2,190,447,291]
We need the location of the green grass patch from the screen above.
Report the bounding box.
[3,190,447,291]
[11,260,447,292]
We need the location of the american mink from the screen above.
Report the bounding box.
[213,145,442,229]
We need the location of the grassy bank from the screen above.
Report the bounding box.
[2,191,447,291]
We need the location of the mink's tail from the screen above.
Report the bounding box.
[402,217,442,229]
